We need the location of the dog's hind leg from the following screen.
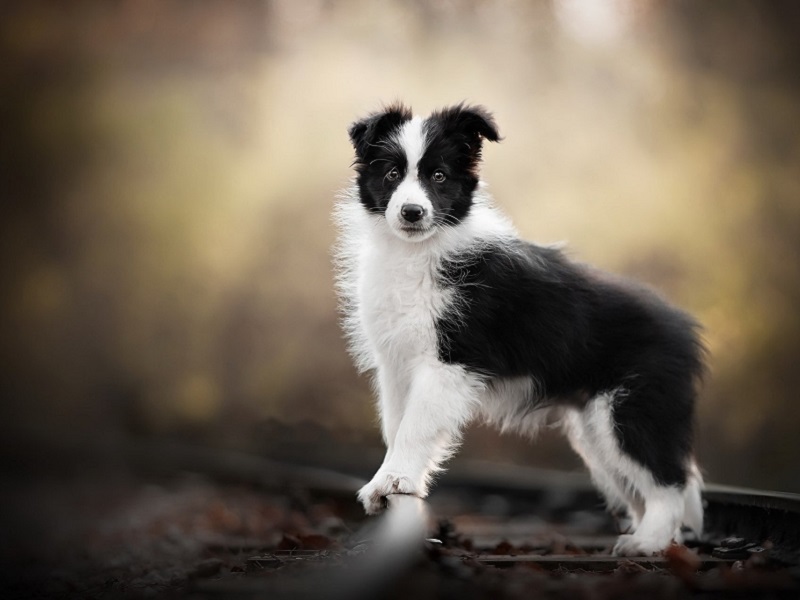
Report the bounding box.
[682,460,704,537]
[602,385,698,555]
[565,393,695,555]
[563,405,645,532]
[612,485,686,556]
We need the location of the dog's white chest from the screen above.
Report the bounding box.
[357,246,451,362]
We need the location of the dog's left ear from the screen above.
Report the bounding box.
[432,104,501,173]
[435,103,501,145]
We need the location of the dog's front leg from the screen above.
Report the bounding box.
[374,364,408,452]
[357,362,481,514]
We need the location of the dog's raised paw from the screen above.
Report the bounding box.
[357,471,419,515]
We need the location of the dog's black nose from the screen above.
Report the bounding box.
[401,204,425,223]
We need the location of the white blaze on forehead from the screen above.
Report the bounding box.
[392,116,426,177]
[385,115,435,240]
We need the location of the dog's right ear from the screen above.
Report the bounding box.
[348,103,413,162]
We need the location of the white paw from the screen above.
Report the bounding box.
[357,471,421,515]
[612,533,671,557]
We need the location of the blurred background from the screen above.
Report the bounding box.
[1,0,799,492]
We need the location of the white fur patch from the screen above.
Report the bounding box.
[683,460,704,536]
[477,376,555,437]
[392,116,426,169]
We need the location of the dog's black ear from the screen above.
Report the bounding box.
[434,103,501,145]
[348,103,413,162]
[430,104,501,175]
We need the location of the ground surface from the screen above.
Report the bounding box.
[2,444,799,599]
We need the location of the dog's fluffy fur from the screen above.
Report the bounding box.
[334,103,705,556]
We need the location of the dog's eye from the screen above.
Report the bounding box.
[432,170,446,183]
[385,167,400,182]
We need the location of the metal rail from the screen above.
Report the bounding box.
[703,483,800,561]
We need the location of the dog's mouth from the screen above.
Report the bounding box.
[397,224,435,239]
[399,225,429,234]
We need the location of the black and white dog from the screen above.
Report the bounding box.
[335,103,705,556]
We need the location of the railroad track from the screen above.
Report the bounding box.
[5,440,799,598]
[135,444,799,599]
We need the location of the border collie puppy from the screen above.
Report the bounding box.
[335,103,705,556]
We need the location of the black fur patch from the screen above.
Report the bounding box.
[348,102,413,165]
[419,104,500,224]
[348,103,412,214]
[436,241,705,486]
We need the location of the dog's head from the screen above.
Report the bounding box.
[348,103,500,242]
